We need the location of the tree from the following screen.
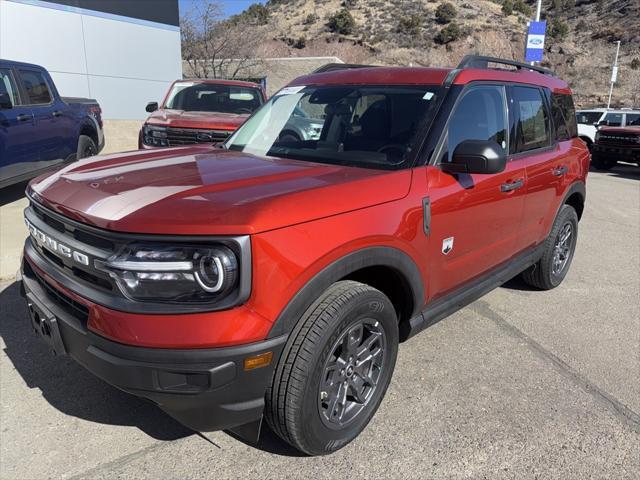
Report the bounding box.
[327,9,356,35]
[435,2,457,24]
[550,17,569,39]
[181,1,265,79]
[502,0,514,16]
[435,22,461,44]
[631,58,640,70]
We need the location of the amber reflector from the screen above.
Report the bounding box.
[243,351,273,370]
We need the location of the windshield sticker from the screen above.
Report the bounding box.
[423,92,434,100]
[276,86,306,96]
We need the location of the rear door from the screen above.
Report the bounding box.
[511,85,572,251]
[425,83,527,299]
[17,68,73,164]
[0,66,38,183]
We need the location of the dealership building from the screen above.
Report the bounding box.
[0,0,182,119]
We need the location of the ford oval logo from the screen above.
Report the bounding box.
[197,132,213,142]
[530,38,543,46]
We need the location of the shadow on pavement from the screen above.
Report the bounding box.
[589,163,640,181]
[0,180,29,207]
[0,281,193,441]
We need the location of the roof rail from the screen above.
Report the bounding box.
[457,55,555,77]
[312,63,379,74]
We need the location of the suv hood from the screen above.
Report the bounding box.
[29,147,411,235]
[146,110,248,130]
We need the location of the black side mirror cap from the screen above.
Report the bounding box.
[145,101,159,113]
[0,93,13,109]
[441,140,507,175]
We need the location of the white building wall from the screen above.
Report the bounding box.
[0,0,181,119]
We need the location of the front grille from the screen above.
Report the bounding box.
[25,260,90,324]
[597,133,640,147]
[27,202,116,293]
[165,127,232,146]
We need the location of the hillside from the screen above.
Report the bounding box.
[236,0,640,107]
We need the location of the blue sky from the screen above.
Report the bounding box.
[178,0,266,19]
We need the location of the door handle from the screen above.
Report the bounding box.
[52,110,63,117]
[16,114,31,122]
[500,178,524,192]
[552,165,568,177]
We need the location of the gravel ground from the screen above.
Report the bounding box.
[1,166,638,480]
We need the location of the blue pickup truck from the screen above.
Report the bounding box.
[0,59,104,189]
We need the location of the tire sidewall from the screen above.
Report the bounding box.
[547,206,579,287]
[77,135,97,159]
[295,291,398,455]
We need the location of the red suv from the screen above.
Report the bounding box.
[139,79,266,149]
[20,56,588,455]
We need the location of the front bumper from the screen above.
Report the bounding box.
[19,257,287,433]
[592,144,640,163]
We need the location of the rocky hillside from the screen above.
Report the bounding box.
[236,0,640,107]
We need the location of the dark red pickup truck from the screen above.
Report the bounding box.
[20,56,588,455]
[138,79,266,149]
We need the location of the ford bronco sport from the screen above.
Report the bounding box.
[20,56,588,456]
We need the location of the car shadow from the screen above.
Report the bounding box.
[0,180,29,207]
[590,163,640,180]
[0,281,192,441]
[0,280,303,455]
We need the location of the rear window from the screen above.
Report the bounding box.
[18,70,52,104]
[626,113,640,126]
[165,82,263,114]
[551,93,578,141]
[511,86,550,152]
[603,112,623,127]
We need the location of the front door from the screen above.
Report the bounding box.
[423,83,527,300]
[0,67,37,183]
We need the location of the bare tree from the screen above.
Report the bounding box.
[181,0,265,80]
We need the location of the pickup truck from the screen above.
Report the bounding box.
[0,59,104,189]
[20,56,588,456]
[592,125,640,170]
[138,79,266,148]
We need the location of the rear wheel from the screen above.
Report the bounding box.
[522,204,578,290]
[591,153,615,170]
[265,280,398,455]
[77,135,98,159]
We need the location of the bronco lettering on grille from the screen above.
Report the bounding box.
[25,220,90,266]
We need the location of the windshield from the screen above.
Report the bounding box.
[225,85,440,170]
[576,111,603,125]
[164,82,263,114]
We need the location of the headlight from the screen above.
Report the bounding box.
[142,124,169,147]
[96,243,239,303]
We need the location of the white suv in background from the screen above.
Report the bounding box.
[576,108,640,149]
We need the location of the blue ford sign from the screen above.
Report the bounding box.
[525,21,547,62]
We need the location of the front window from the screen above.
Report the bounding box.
[164,82,263,114]
[576,111,603,125]
[225,85,440,169]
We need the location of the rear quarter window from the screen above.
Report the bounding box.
[551,93,578,141]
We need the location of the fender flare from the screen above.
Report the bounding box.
[267,246,425,338]
[559,180,586,218]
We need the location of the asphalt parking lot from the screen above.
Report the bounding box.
[1,166,639,479]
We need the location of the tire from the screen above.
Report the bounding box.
[77,135,98,160]
[591,153,614,170]
[265,280,399,455]
[522,204,578,290]
[278,131,301,143]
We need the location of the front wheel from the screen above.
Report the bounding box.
[522,204,578,290]
[591,154,615,171]
[265,280,398,455]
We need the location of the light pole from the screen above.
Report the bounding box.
[607,40,621,109]
[530,0,543,66]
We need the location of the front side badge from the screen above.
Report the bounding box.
[442,237,454,255]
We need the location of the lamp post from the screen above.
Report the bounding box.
[607,40,621,109]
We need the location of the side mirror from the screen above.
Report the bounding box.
[145,101,158,113]
[441,140,507,175]
[0,92,13,109]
